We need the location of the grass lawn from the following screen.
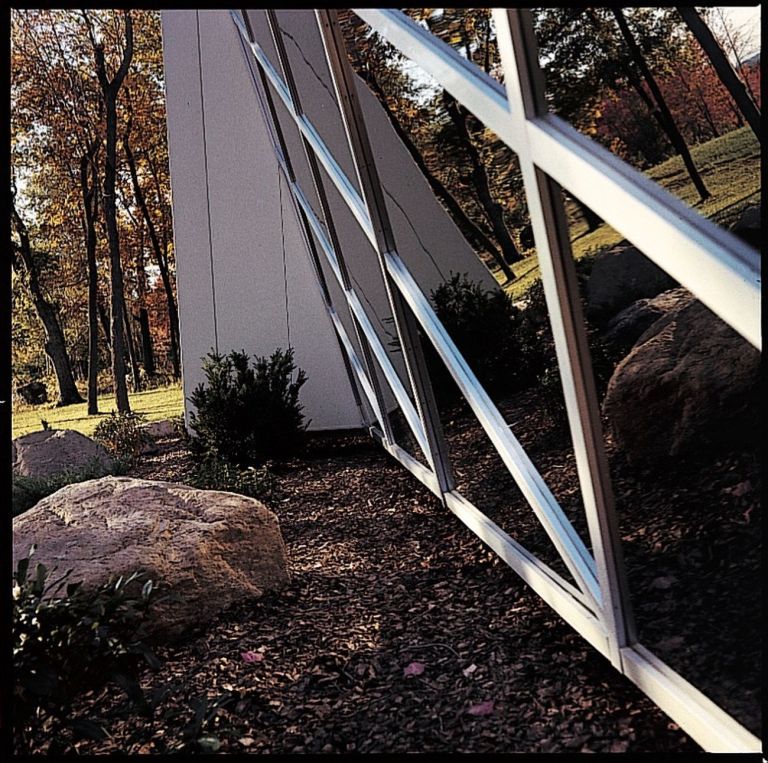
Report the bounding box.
[502,126,760,301]
[12,384,184,439]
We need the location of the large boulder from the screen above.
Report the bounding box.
[602,297,760,464]
[602,288,695,358]
[586,243,677,325]
[12,476,290,642]
[12,429,114,479]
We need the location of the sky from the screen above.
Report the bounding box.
[713,5,762,60]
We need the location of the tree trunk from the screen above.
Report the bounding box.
[86,9,133,412]
[572,195,603,232]
[11,200,84,406]
[123,125,181,379]
[442,91,521,279]
[123,300,142,391]
[678,7,760,143]
[98,299,111,349]
[80,142,101,414]
[612,9,710,201]
[135,307,155,376]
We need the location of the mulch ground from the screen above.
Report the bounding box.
[51,388,759,754]
[41,384,761,754]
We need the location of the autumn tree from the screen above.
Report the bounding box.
[11,188,84,406]
[11,9,104,407]
[83,9,134,412]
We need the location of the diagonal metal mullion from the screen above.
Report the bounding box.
[234,10,429,456]
[316,9,455,496]
[493,9,636,667]
[385,248,601,611]
[287,157,431,457]
[236,9,370,429]
[264,9,396,446]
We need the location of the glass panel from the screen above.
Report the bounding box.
[274,10,363,198]
[562,209,761,735]
[339,11,535,290]
[532,8,761,238]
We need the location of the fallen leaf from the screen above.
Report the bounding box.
[403,661,425,678]
[238,737,255,747]
[649,575,677,590]
[467,700,495,716]
[723,480,752,497]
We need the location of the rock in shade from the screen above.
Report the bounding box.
[586,242,677,326]
[730,204,760,250]
[12,476,290,642]
[602,288,695,359]
[12,429,114,479]
[17,381,48,405]
[602,298,759,465]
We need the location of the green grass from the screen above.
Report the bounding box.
[12,384,184,439]
[501,126,760,301]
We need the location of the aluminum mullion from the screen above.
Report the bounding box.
[290,172,431,456]
[494,9,635,668]
[353,8,760,350]
[327,306,385,428]
[525,117,760,349]
[233,10,368,429]
[385,250,602,611]
[620,644,760,752]
[232,14,375,243]
[316,9,455,496]
[264,9,395,446]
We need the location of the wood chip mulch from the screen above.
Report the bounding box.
[51,387,759,755]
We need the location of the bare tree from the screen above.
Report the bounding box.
[679,7,760,143]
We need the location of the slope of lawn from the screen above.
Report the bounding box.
[12,383,184,439]
[504,126,760,301]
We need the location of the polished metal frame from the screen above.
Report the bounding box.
[230,8,761,752]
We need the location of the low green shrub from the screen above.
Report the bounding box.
[188,450,280,503]
[13,547,159,754]
[427,273,545,404]
[93,411,150,468]
[189,348,307,467]
[12,458,126,517]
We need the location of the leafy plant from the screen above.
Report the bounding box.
[12,458,126,517]
[523,273,619,427]
[93,411,150,468]
[427,273,545,403]
[13,547,160,754]
[189,348,308,467]
[188,450,280,504]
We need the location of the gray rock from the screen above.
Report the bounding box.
[730,204,760,250]
[602,297,759,464]
[12,429,114,480]
[602,288,695,358]
[586,243,677,325]
[143,419,176,439]
[12,476,290,642]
